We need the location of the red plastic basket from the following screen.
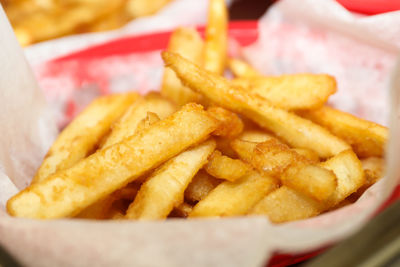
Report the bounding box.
[48,20,400,267]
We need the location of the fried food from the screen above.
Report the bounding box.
[208,106,244,138]
[189,170,277,217]
[7,104,219,219]
[162,52,350,158]
[228,58,261,78]
[125,139,215,220]
[300,106,388,157]
[32,93,138,184]
[204,150,251,182]
[231,74,336,110]
[161,27,204,106]
[203,0,228,74]
[101,94,176,148]
[184,170,221,203]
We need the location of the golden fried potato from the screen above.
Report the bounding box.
[208,106,244,138]
[300,106,388,158]
[361,157,385,187]
[214,137,238,158]
[185,170,221,203]
[204,150,251,182]
[32,93,138,184]
[161,27,204,106]
[250,186,323,223]
[347,157,385,202]
[230,139,258,163]
[238,139,337,201]
[169,202,194,218]
[127,0,172,18]
[125,139,216,220]
[7,103,219,219]
[189,170,277,217]
[231,74,336,111]
[77,182,140,219]
[13,1,125,46]
[237,130,276,143]
[320,149,365,207]
[101,94,176,148]
[162,52,350,158]
[228,58,261,78]
[203,0,228,74]
[292,148,319,163]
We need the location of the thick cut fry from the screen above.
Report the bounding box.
[7,104,219,219]
[248,140,337,201]
[300,106,388,157]
[250,186,323,223]
[161,27,204,106]
[237,130,276,143]
[127,0,172,18]
[292,148,319,163]
[231,74,336,110]
[208,106,244,138]
[125,140,216,220]
[231,139,258,163]
[163,52,350,158]
[78,107,162,219]
[185,170,221,203]
[320,149,365,207]
[228,58,261,78]
[203,0,228,74]
[361,157,385,187]
[281,162,337,202]
[169,202,193,218]
[32,93,138,184]
[204,150,251,182]
[348,157,385,202]
[77,182,140,219]
[101,94,175,148]
[215,137,238,158]
[189,170,277,217]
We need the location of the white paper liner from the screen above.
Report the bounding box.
[0,0,399,266]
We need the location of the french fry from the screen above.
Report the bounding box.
[185,170,221,203]
[347,157,385,202]
[169,202,193,218]
[189,170,277,217]
[237,130,276,143]
[203,0,228,74]
[161,27,204,106]
[228,58,261,78]
[300,106,388,157]
[7,104,219,219]
[292,148,319,163]
[208,106,244,138]
[101,94,175,148]
[126,140,216,220]
[32,93,138,184]
[320,149,365,207]
[204,150,251,182]
[250,186,323,223]
[77,111,162,219]
[77,182,140,219]
[127,0,172,18]
[162,52,350,158]
[231,74,337,111]
[231,139,258,163]
[214,137,238,158]
[361,157,385,187]
[240,139,337,201]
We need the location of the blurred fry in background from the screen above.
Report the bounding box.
[0,0,173,46]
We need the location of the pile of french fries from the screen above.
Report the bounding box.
[1,0,173,46]
[7,0,387,223]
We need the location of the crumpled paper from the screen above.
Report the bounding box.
[1,0,400,267]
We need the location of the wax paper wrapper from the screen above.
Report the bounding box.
[1,0,400,266]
